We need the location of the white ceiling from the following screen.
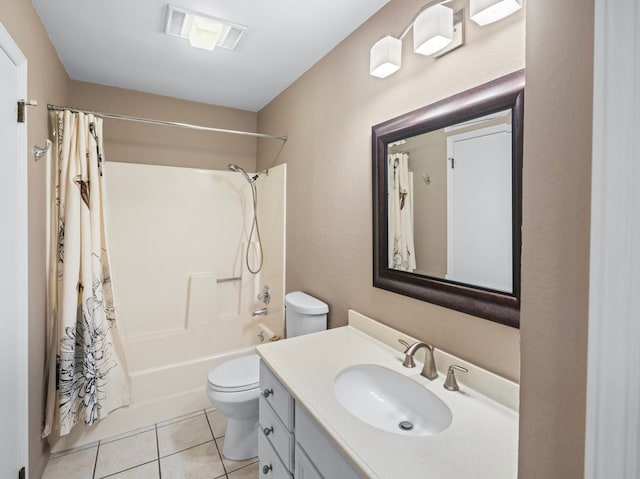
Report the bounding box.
[32,0,390,112]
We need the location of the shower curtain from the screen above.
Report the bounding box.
[43,111,130,438]
[388,152,416,272]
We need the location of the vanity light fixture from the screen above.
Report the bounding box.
[165,5,247,51]
[413,5,453,56]
[469,0,522,26]
[370,35,402,78]
[369,1,461,78]
[369,0,522,78]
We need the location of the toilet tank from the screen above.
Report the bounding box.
[284,292,328,338]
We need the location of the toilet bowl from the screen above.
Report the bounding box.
[206,291,329,460]
[206,354,260,460]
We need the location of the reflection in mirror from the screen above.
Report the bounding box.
[372,70,524,327]
[387,110,513,293]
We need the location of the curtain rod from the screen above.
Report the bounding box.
[46,104,288,141]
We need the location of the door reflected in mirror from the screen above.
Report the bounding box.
[387,110,513,294]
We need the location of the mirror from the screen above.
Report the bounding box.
[372,70,524,327]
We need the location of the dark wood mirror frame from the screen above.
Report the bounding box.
[372,70,524,328]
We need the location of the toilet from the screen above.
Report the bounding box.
[206,291,328,460]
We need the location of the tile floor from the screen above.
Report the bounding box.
[43,409,259,479]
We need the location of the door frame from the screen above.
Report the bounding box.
[585,0,640,477]
[0,21,29,478]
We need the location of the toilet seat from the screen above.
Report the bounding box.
[207,354,260,393]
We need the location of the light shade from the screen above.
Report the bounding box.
[470,0,522,26]
[413,5,453,56]
[370,36,402,78]
[186,17,225,50]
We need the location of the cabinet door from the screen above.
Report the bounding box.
[295,403,363,479]
[295,443,323,479]
[260,360,294,429]
[259,429,292,479]
[260,393,294,470]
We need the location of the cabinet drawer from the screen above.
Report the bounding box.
[260,361,294,430]
[259,393,294,471]
[259,430,292,479]
[295,403,362,479]
[295,443,323,479]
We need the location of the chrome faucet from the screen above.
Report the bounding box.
[252,307,268,316]
[398,339,438,380]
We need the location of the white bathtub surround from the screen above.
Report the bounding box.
[47,163,286,453]
[104,163,287,371]
[256,310,519,479]
[44,111,130,438]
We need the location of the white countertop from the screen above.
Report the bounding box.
[256,318,519,479]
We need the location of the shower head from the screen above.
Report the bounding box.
[228,163,258,184]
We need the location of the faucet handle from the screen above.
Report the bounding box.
[443,365,468,391]
[258,285,271,305]
[398,339,416,368]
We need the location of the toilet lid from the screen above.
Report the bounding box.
[207,354,260,392]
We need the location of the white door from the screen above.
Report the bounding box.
[0,23,28,479]
[446,124,512,292]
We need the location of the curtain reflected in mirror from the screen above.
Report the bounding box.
[387,152,416,272]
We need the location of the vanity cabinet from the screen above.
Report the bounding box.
[258,360,362,479]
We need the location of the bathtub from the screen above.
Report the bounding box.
[48,162,286,453]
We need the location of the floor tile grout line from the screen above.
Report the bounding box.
[156,409,207,429]
[155,423,162,479]
[205,411,229,476]
[49,441,100,460]
[96,459,158,479]
[206,409,226,440]
[158,439,216,460]
[100,426,156,446]
[92,441,100,479]
[229,461,260,475]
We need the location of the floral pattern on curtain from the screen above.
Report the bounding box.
[388,152,416,272]
[43,111,130,438]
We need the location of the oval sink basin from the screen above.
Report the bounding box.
[334,364,452,436]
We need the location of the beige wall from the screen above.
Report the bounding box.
[0,2,71,478]
[259,0,593,477]
[519,0,593,477]
[406,135,448,277]
[70,81,257,171]
[257,0,524,382]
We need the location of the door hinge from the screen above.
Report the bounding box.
[18,466,25,479]
[17,99,37,123]
[449,157,455,169]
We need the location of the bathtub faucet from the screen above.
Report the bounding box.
[252,307,268,317]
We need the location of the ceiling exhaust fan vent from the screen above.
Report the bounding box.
[165,5,247,51]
